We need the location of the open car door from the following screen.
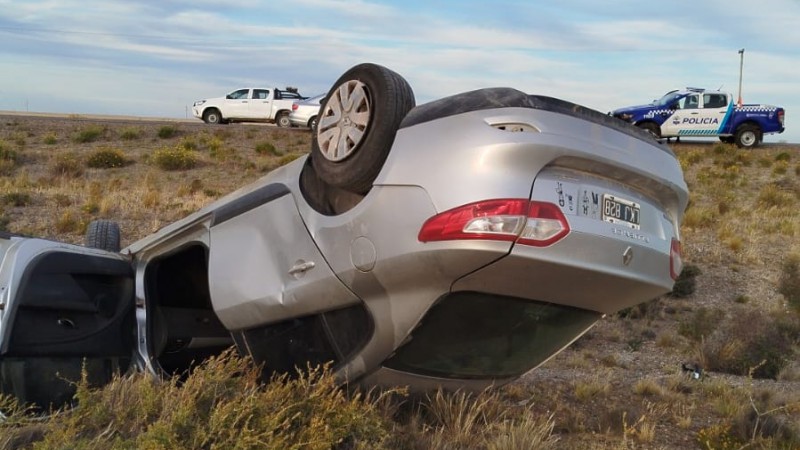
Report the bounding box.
[0,236,134,409]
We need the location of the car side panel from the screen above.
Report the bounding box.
[208,191,360,331]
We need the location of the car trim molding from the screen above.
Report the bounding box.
[210,183,291,227]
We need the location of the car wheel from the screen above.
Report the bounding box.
[85,220,121,252]
[277,112,292,128]
[636,122,660,138]
[309,116,318,131]
[203,109,222,125]
[311,63,415,194]
[734,124,760,148]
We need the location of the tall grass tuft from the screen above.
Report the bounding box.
[1,350,391,449]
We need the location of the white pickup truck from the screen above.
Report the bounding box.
[192,88,306,127]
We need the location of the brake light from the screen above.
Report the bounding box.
[670,239,683,280]
[418,199,569,247]
[778,110,785,125]
[292,103,299,111]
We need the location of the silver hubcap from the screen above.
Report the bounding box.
[741,131,756,146]
[317,80,371,162]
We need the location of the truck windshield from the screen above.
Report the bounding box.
[654,91,684,107]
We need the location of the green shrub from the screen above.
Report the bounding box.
[119,126,142,140]
[670,264,701,298]
[2,192,32,207]
[775,152,792,162]
[86,148,128,168]
[151,145,197,171]
[157,125,179,139]
[71,124,105,143]
[49,152,84,178]
[179,137,198,150]
[42,132,58,145]
[0,141,17,162]
[255,141,281,156]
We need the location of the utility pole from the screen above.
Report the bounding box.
[737,48,744,107]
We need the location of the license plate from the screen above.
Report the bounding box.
[602,194,640,229]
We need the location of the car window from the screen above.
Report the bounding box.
[703,93,727,109]
[677,94,699,110]
[253,89,270,100]
[228,89,249,100]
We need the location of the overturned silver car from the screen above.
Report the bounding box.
[0,63,688,408]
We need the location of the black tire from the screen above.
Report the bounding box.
[310,63,415,194]
[203,109,222,125]
[636,122,660,138]
[308,116,318,131]
[719,136,735,144]
[276,112,292,128]
[734,124,760,148]
[85,220,121,252]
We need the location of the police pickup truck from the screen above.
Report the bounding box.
[611,88,785,148]
[192,87,306,127]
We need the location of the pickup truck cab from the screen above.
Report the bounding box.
[192,88,306,127]
[611,88,785,148]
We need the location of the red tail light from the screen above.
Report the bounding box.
[778,110,785,125]
[670,238,683,280]
[292,103,299,111]
[418,199,569,247]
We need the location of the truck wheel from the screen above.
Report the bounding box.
[636,122,660,138]
[311,63,415,194]
[276,112,292,128]
[203,109,223,125]
[85,220,121,252]
[734,124,760,148]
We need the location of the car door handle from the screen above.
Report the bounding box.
[690,112,699,114]
[242,101,248,103]
[288,261,316,275]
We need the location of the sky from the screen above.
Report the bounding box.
[1,0,798,143]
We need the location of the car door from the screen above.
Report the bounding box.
[224,88,253,119]
[249,89,274,119]
[206,183,361,333]
[660,93,701,137]
[0,237,135,409]
[698,93,730,134]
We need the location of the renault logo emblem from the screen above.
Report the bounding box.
[623,246,633,266]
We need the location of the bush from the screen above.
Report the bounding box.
[119,126,142,140]
[702,310,800,379]
[71,125,105,143]
[42,132,58,145]
[86,148,128,168]
[670,264,701,298]
[255,141,281,156]
[157,125,179,139]
[151,145,197,171]
[2,192,32,207]
[49,152,84,178]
